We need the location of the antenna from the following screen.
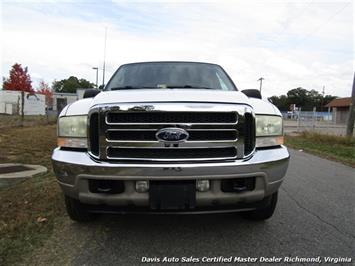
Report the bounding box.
[257,77,264,93]
[102,27,107,87]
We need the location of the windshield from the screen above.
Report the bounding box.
[105,62,237,91]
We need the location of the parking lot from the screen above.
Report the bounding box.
[22,149,354,265]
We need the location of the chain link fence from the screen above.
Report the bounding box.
[282,110,354,136]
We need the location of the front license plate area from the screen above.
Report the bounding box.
[149,180,196,210]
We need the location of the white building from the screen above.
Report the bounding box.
[0,90,46,115]
[53,88,91,113]
[0,87,92,115]
[52,92,78,112]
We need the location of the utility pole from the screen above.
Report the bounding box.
[346,72,355,137]
[21,91,24,126]
[320,86,325,112]
[92,67,99,88]
[257,77,264,93]
[102,27,107,87]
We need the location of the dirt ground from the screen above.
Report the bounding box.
[0,124,65,266]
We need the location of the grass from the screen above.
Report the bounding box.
[0,124,65,266]
[285,131,355,167]
[0,114,57,129]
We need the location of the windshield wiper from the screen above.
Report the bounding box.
[166,85,215,90]
[110,86,155,90]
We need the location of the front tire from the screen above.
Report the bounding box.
[64,195,96,222]
[243,192,278,221]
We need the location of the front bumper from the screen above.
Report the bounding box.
[52,146,289,212]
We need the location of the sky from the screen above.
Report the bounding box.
[0,0,353,97]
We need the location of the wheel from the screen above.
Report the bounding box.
[64,195,96,222]
[243,192,278,221]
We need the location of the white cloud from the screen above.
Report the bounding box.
[1,1,353,97]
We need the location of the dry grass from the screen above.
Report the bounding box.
[0,124,65,266]
[0,114,57,129]
[285,131,355,167]
[300,131,355,145]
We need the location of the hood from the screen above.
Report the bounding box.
[92,89,249,106]
[62,89,280,116]
[247,97,281,115]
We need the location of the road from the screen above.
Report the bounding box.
[26,149,355,265]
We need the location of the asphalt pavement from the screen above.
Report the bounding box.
[27,149,355,265]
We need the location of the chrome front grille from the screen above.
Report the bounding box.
[105,129,238,142]
[88,103,255,162]
[106,111,237,124]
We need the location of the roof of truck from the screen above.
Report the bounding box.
[120,61,221,66]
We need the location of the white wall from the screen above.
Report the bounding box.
[52,93,78,111]
[0,90,19,114]
[76,89,85,100]
[0,90,46,115]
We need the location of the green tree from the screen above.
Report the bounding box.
[270,87,338,112]
[323,95,337,106]
[52,76,95,93]
[269,95,289,111]
[287,87,308,109]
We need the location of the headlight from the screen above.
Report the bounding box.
[256,115,282,136]
[255,115,283,148]
[57,116,87,148]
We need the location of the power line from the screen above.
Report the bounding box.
[276,0,313,38]
[262,0,313,44]
[296,2,351,46]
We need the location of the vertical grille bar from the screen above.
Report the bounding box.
[244,113,255,155]
[89,112,99,156]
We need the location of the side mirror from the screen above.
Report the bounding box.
[83,89,101,99]
[241,89,262,99]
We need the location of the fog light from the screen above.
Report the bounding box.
[196,180,210,192]
[135,180,149,193]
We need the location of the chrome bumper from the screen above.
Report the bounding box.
[52,146,289,209]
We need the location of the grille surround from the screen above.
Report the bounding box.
[88,102,255,162]
[106,146,238,161]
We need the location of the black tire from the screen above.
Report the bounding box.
[243,192,278,221]
[64,195,96,222]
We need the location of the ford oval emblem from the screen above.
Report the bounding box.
[156,127,189,143]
